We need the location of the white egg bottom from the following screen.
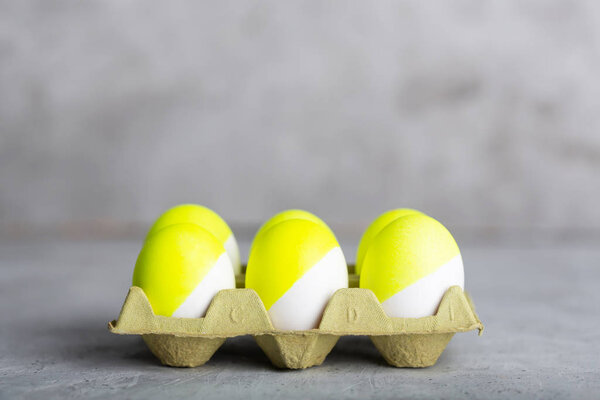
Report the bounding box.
[171,253,236,318]
[224,234,241,275]
[381,255,464,318]
[268,247,349,331]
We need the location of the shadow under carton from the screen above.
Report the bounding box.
[109,281,483,369]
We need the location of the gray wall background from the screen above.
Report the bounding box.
[1,0,600,244]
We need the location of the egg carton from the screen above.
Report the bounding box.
[108,269,483,369]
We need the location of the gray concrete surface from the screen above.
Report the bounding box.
[0,240,598,399]
[2,0,600,235]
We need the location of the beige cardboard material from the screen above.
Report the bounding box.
[109,268,483,369]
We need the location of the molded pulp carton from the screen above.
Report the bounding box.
[109,266,483,369]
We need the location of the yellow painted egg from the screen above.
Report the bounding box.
[360,214,464,318]
[246,218,348,330]
[133,223,235,318]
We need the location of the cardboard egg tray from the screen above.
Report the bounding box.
[108,266,483,369]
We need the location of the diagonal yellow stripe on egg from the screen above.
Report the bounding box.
[133,223,227,316]
[245,219,340,310]
[360,214,460,303]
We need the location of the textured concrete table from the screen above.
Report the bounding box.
[1,240,598,399]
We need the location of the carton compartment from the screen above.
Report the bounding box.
[109,271,483,369]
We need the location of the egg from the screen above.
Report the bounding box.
[359,214,464,318]
[133,223,235,318]
[246,218,348,330]
[146,204,241,275]
[355,208,422,275]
